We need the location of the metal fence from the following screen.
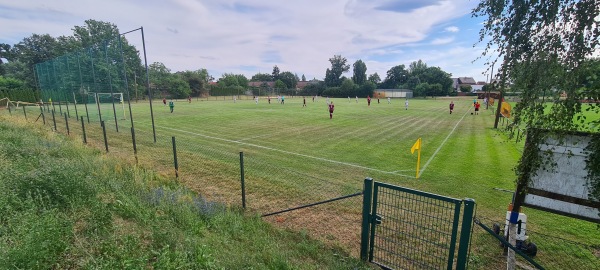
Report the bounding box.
[469,217,600,270]
[361,179,474,269]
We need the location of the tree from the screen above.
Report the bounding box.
[459,85,472,93]
[251,72,272,82]
[357,81,376,97]
[324,55,350,87]
[352,59,367,85]
[474,0,600,132]
[274,79,287,90]
[279,71,297,89]
[421,67,453,95]
[382,65,409,89]
[8,34,60,89]
[178,69,211,97]
[340,78,357,96]
[408,60,428,75]
[272,65,280,81]
[72,19,120,49]
[301,74,306,82]
[368,73,381,85]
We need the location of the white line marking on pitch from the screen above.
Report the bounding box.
[418,106,472,177]
[155,125,415,178]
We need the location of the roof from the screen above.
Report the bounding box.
[458,77,477,85]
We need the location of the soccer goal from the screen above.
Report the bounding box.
[87,92,127,120]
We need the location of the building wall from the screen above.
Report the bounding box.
[374,90,413,98]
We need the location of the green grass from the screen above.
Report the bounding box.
[9,96,600,268]
[0,117,371,269]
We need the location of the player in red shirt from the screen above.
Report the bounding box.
[475,102,481,115]
[328,101,335,119]
[162,97,166,106]
[367,96,371,107]
[449,101,455,114]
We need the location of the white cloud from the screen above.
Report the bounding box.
[445,26,459,32]
[0,0,488,81]
[431,37,455,45]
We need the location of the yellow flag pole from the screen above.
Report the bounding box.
[416,138,421,178]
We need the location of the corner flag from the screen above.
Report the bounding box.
[411,138,422,178]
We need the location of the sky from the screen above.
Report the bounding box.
[0,0,495,82]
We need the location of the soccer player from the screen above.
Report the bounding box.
[268,96,271,104]
[326,96,330,104]
[163,97,166,106]
[378,97,380,104]
[405,99,409,110]
[234,96,237,103]
[303,97,307,107]
[449,101,454,114]
[169,100,174,113]
[475,101,481,115]
[367,95,371,106]
[281,96,285,104]
[356,96,358,103]
[387,97,391,104]
[188,96,191,103]
[255,96,259,104]
[348,96,350,103]
[328,101,335,119]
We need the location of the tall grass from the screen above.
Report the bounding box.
[0,117,369,269]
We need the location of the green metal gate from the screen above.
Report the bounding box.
[360,178,474,270]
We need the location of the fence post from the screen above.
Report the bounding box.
[456,198,475,270]
[172,136,178,179]
[240,151,246,209]
[52,110,57,131]
[64,113,70,135]
[101,121,108,152]
[40,106,46,125]
[23,106,27,120]
[81,116,87,144]
[131,127,138,163]
[360,177,374,261]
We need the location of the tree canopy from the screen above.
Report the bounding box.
[473,0,600,132]
[324,55,350,87]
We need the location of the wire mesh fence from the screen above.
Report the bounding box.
[469,216,600,269]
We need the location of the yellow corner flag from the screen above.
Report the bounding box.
[411,138,422,178]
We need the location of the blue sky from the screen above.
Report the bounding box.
[0,0,495,82]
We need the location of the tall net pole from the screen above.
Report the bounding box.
[104,41,119,132]
[90,48,103,124]
[76,52,90,123]
[141,26,156,143]
[118,34,135,131]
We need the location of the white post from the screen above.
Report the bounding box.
[507,217,517,270]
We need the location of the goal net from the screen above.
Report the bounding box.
[86,92,127,121]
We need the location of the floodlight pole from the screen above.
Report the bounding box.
[141,26,157,143]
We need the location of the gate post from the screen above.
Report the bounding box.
[456,198,475,270]
[360,177,374,261]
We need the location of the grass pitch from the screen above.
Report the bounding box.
[16,96,600,265]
